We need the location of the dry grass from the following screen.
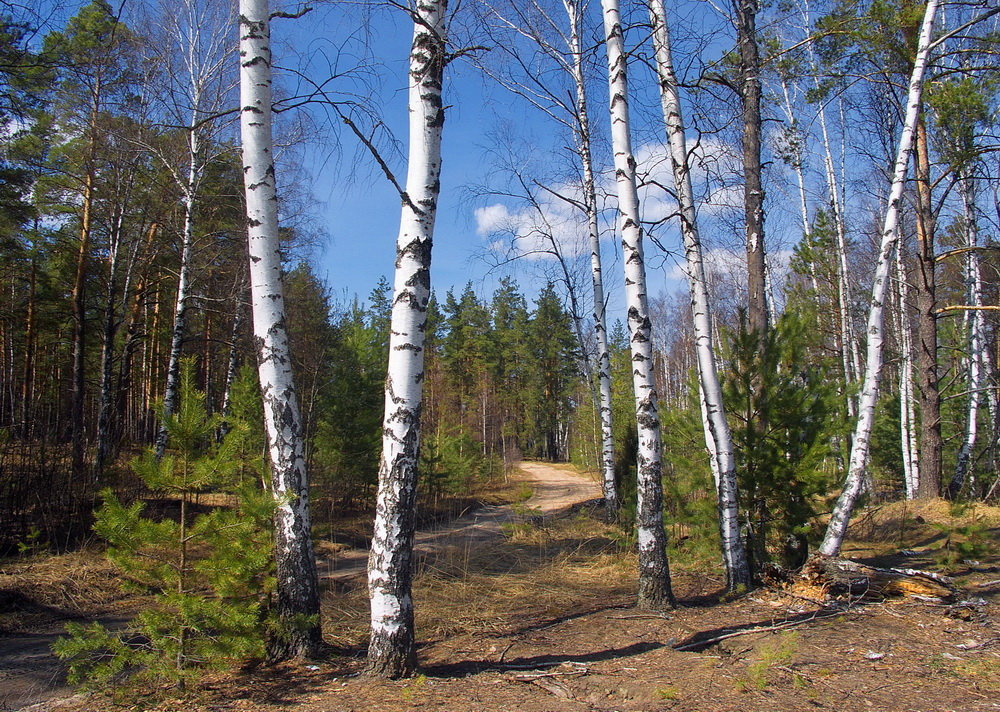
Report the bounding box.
[0,549,137,633]
[318,511,632,649]
[839,498,1000,556]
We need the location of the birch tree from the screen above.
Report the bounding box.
[151,0,235,457]
[895,241,919,499]
[647,0,749,591]
[367,0,448,678]
[238,0,321,660]
[476,0,618,515]
[600,0,673,608]
[820,0,939,556]
[949,173,986,497]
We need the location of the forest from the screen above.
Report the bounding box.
[0,0,998,709]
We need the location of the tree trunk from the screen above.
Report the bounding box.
[648,0,750,591]
[949,172,984,498]
[912,116,942,498]
[366,0,447,678]
[565,0,617,518]
[601,0,674,609]
[733,0,768,336]
[895,243,919,499]
[21,251,37,438]
[155,129,200,458]
[820,0,939,555]
[238,0,322,660]
[71,168,95,480]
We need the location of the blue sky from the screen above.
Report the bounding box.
[292,5,516,308]
[278,0,810,320]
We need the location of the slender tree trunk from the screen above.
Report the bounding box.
[601,0,674,609]
[777,76,819,295]
[950,173,984,497]
[912,116,942,498]
[155,129,201,458]
[71,166,96,479]
[220,284,247,421]
[238,0,321,660]
[564,0,617,517]
[820,0,938,555]
[817,98,861,399]
[21,251,37,438]
[648,0,750,591]
[367,0,447,678]
[733,0,768,335]
[896,243,919,499]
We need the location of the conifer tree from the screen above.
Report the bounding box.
[54,363,274,687]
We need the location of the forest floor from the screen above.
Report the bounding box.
[1,463,998,712]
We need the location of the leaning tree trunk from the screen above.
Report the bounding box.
[601,0,674,609]
[648,0,750,591]
[238,0,321,660]
[820,0,939,555]
[565,0,616,517]
[366,0,447,679]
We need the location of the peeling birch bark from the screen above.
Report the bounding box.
[238,0,321,659]
[601,0,674,609]
[366,0,447,678]
[820,0,939,555]
[648,0,750,591]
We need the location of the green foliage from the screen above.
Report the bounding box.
[659,386,723,567]
[420,430,501,499]
[724,308,843,571]
[53,361,273,688]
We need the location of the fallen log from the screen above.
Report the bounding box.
[796,555,957,602]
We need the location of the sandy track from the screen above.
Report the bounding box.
[318,461,601,586]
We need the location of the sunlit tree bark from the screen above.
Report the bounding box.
[238,0,321,659]
[648,0,749,591]
[367,0,448,678]
[600,0,673,608]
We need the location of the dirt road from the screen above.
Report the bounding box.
[318,461,601,586]
[2,462,600,711]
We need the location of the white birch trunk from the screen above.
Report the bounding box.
[778,76,819,295]
[601,0,674,608]
[648,0,750,590]
[801,0,862,396]
[895,243,919,499]
[238,0,321,659]
[565,0,617,516]
[367,0,447,678]
[155,128,199,458]
[817,99,861,399]
[820,0,939,555]
[949,173,984,497]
